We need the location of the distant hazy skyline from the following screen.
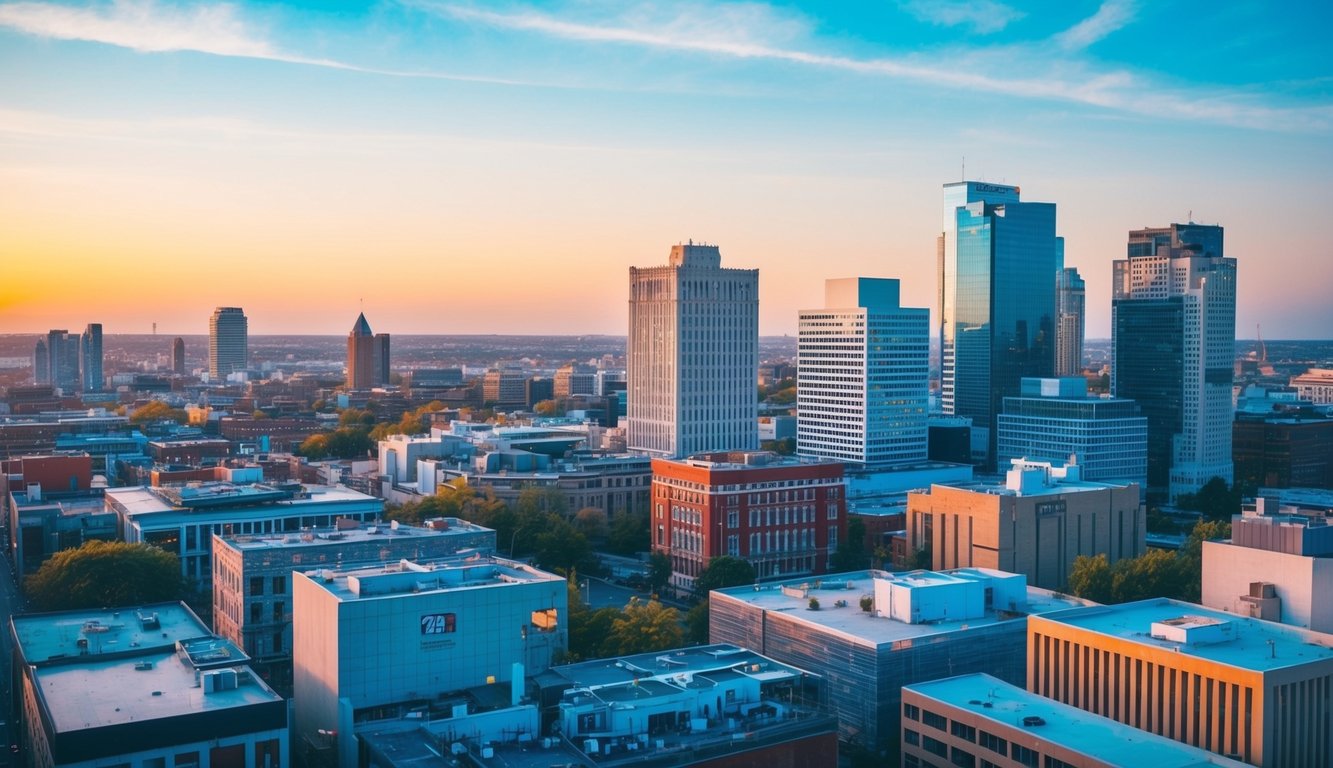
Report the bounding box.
[2,1,1330,338]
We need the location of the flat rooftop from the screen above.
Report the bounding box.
[907,674,1246,767]
[307,555,563,601]
[37,650,279,733]
[714,570,1089,648]
[552,644,810,690]
[109,482,378,516]
[1036,599,1333,673]
[216,518,490,552]
[943,477,1134,498]
[14,602,208,664]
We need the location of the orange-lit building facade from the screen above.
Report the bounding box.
[650,451,846,595]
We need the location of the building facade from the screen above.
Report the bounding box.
[1112,224,1236,500]
[346,312,391,389]
[172,336,186,375]
[482,368,526,408]
[650,451,846,594]
[553,363,596,399]
[996,376,1148,487]
[1232,412,1333,491]
[938,182,1060,469]
[46,329,81,393]
[209,306,249,379]
[79,322,102,392]
[797,277,929,468]
[627,242,758,458]
[1029,598,1333,767]
[906,458,1144,590]
[1055,265,1085,376]
[1291,368,1333,405]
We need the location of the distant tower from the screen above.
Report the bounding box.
[1113,223,1235,500]
[46,330,80,393]
[798,278,929,468]
[172,337,186,375]
[1055,266,1086,377]
[32,338,49,385]
[80,323,103,392]
[939,182,1060,468]
[209,307,248,380]
[628,242,758,458]
[347,313,390,389]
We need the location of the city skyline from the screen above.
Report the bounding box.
[1,1,1330,337]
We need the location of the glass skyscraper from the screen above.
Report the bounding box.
[939,181,1060,469]
[80,323,103,392]
[209,307,249,380]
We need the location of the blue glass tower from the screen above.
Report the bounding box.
[939,181,1059,469]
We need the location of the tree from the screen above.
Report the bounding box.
[831,517,869,572]
[1067,554,1113,604]
[338,408,375,427]
[685,601,711,644]
[694,556,756,597]
[128,400,187,425]
[573,507,608,541]
[534,399,560,416]
[515,486,569,520]
[25,541,183,611]
[910,547,932,570]
[564,576,621,662]
[606,598,684,655]
[1110,548,1188,603]
[607,511,649,555]
[647,551,672,593]
[760,438,796,455]
[532,516,595,575]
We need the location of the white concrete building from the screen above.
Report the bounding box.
[292,555,566,768]
[1291,368,1333,405]
[627,242,758,458]
[797,277,929,468]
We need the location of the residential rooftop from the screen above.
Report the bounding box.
[712,569,1089,649]
[1035,598,1333,673]
[906,673,1247,768]
[303,555,563,601]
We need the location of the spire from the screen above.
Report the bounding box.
[351,312,373,336]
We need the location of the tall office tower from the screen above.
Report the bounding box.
[80,323,103,392]
[1055,266,1085,376]
[627,242,758,458]
[1113,223,1235,501]
[46,329,80,392]
[172,337,186,375]
[797,277,929,468]
[346,312,391,389]
[938,182,1060,469]
[553,363,596,399]
[208,307,248,380]
[32,338,49,385]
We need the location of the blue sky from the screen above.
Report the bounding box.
[1,0,1330,337]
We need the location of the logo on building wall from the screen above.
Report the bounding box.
[420,613,456,635]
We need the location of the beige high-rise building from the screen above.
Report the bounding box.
[346,312,390,389]
[627,242,758,458]
[906,458,1143,590]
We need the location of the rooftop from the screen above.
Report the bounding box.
[304,555,563,601]
[1035,599,1333,672]
[667,451,844,471]
[713,569,1088,648]
[108,482,378,517]
[906,673,1247,767]
[14,602,208,665]
[216,517,490,553]
[551,644,812,691]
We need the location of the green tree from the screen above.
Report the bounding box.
[574,507,609,541]
[564,576,622,662]
[830,517,869,572]
[338,408,375,427]
[606,598,684,655]
[1067,554,1114,604]
[910,547,932,570]
[1110,548,1188,603]
[685,600,711,644]
[647,551,672,594]
[129,400,187,425]
[694,556,756,597]
[25,541,183,611]
[533,516,595,575]
[296,433,331,460]
[607,511,649,555]
[534,399,560,416]
[515,486,569,520]
[760,437,796,455]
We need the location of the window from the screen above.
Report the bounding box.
[905,756,921,768]
[951,722,976,742]
[923,736,948,757]
[250,602,263,623]
[249,577,264,596]
[951,748,976,768]
[923,710,948,731]
[273,576,286,594]
[979,731,1007,755]
[1012,744,1038,768]
[904,728,920,746]
[904,703,920,721]
[272,632,283,653]
[1045,759,1076,768]
[273,601,285,621]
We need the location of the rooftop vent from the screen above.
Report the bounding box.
[1022,716,1045,727]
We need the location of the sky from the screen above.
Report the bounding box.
[1,0,1330,338]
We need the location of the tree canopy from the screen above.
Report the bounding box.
[607,598,684,655]
[694,556,756,597]
[1066,520,1231,605]
[25,541,183,611]
[129,400,188,425]
[830,517,869,572]
[606,511,649,556]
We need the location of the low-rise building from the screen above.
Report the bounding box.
[292,555,567,768]
[902,673,1247,768]
[709,567,1091,758]
[1028,598,1333,766]
[10,602,286,768]
[1291,367,1333,405]
[906,458,1143,591]
[213,517,495,694]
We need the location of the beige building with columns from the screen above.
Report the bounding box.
[1028,598,1333,767]
[906,458,1142,591]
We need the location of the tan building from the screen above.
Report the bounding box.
[906,459,1143,590]
[1028,598,1333,767]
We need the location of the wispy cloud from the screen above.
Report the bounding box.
[1054,0,1138,50]
[436,3,1330,132]
[0,0,537,85]
[900,0,1024,35]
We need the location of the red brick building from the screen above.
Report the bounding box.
[651,451,846,595]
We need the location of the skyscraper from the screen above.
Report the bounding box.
[797,277,929,468]
[628,242,758,458]
[346,312,390,389]
[1055,266,1085,377]
[46,329,80,392]
[208,307,248,380]
[172,337,186,375]
[32,338,49,385]
[938,181,1060,468]
[80,323,103,392]
[1112,223,1235,500]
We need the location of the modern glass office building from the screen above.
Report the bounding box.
[939,182,1060,469]
[208,306,248,380]
[80,322,102,392]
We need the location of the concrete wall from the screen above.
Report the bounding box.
[1201,541,1333,633]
